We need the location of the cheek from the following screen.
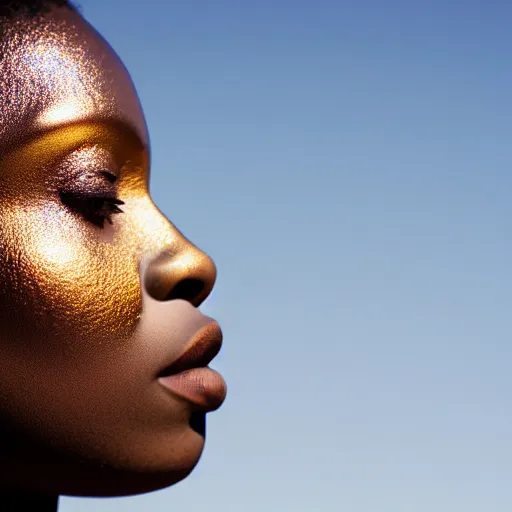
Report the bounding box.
[0,203,142,346]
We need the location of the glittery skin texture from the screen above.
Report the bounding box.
[0,7,221,497]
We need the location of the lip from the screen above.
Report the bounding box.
[157,322,227,411]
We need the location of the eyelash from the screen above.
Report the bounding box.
[59,171,124,228]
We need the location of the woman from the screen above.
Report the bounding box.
[0,1,227,509]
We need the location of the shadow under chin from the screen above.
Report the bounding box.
[189,412,206,437]
[0,423,207,498]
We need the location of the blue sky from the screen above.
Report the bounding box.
[62,1,511,511]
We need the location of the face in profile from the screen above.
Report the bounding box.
[0,4,226,497]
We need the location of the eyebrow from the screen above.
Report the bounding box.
[0,117,148,158]
[38,103,146,140]
[48,116,148,150]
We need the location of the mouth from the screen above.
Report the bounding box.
[157,322,227,411]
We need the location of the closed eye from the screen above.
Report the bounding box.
[59,169,124,228]
[59,190,125,228]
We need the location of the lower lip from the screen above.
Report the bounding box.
[158,367,227,411]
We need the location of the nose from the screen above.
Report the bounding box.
[143,244,217,307]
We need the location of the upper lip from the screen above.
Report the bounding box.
[157,321,223,377]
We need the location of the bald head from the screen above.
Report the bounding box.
[0,5,148,151]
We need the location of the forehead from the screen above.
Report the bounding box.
[0,8,148,150]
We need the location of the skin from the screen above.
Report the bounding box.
[0,5,225,498]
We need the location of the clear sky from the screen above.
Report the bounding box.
[61,1,512,511]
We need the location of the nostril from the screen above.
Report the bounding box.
[143,248,216,305]
[165,278,205,303]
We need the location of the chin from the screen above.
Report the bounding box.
[5,419,207,498]
[64,424,207,497]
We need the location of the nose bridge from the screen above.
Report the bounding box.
[134,195,202,261]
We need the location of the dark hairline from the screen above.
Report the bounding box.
[0,0,76,19]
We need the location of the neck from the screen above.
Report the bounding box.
[0,491,58,511]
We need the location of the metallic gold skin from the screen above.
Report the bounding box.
[0,7,223,497]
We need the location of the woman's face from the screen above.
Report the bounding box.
[0,7,226,497]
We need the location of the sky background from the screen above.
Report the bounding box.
[61,1,511,511]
